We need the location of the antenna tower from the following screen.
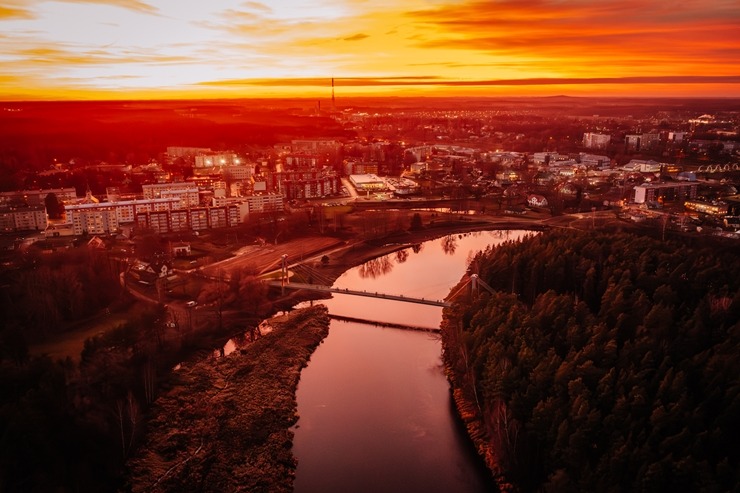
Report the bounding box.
[331,77,336,111]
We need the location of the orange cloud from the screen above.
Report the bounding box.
[343,33,369,41]
[405,0,740,77]
[197,75,740,88]
[0,0,738,99]
[0,6,33,19]
[54,0,159,14]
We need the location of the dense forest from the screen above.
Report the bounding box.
[442,230,739,492]
[0,247,123,342]
[1,247,177,491]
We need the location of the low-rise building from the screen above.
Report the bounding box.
[171,242,191,256]
[684,200,728,216]
[579,153,611,169]
[349,174,386,193]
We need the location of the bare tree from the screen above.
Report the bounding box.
[198,270,235,330]
[142,359,156,405]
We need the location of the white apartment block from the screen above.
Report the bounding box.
[222,164,254,181]
[405,145,433,162]
[166,146,212,162]
[142,182,199,204]
[0,206,48,232]
[290,139,340,152]
[244,193,284,213]
[160,189,199,208]
[582,132,611,149]
[194,152,240,169]
[66,198,181,226]
[67,206,119,235]
[0,187,77,207]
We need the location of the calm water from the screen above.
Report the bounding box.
[292,230,532,493]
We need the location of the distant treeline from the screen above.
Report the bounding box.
[0,100,353,190]
[442,230,739,491]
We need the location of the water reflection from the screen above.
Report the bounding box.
[293,229,534,493]
[213,319,274,358]
[395,249,409,264]
[358,255,394,278]
[441,234,458,255]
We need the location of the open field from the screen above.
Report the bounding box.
[200,236,345,278]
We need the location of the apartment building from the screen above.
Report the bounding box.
[166,146,212,162]
[269,170,339,200]
[65,197,181,225]
[583,132,611,150]
[142,182,199,207]
[290,139,340,153]
[0,187,77,207]
[135,203,249,233]
[67,205,119,235]
[243,193,284,213]
[0,205,48,232]
[194,152,240,169]
[633,182,698,204]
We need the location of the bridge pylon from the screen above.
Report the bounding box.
[470,274,495,296]
[280,254,289,295]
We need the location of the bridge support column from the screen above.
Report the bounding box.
[280,254,289,295]
[470,274,479,297]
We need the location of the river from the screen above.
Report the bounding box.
[291,229,532,493]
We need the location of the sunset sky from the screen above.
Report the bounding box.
[1,0,739,100]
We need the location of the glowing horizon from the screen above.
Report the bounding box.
[1,0,739,100]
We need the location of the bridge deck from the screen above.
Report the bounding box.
[329,314,439,332]
[267,281,451,307]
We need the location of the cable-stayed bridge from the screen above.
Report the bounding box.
[265,280,451,307]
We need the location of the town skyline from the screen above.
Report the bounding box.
[1,0,739,100]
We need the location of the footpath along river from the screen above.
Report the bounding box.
[291,229,532,493]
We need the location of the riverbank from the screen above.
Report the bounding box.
[124,216,547,491]
[125,305,331,493]
[441,312,515,492]
[284,215,547,297]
